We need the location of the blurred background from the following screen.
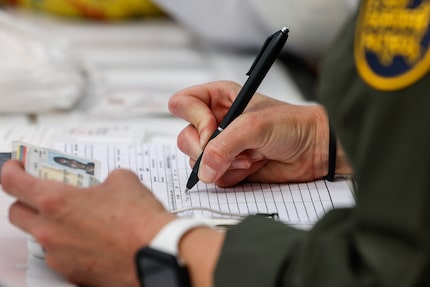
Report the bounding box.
[0,0,358,118]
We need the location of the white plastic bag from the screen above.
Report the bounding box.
[0,11,84,113]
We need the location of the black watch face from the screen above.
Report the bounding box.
[136,247,190,287]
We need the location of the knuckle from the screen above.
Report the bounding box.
[205,143,231,166]
[243,113,265,131]
[37,193,64,215]
[32,226,54,248]
[109,168,136,179]
[8,202,21,225]
[104,169,138,187]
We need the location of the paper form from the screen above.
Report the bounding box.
[55,142,355,226]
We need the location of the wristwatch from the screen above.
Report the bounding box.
[135,218,211,287]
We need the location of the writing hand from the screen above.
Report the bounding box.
[169,80,340,187]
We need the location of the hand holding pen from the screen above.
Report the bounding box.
[184,27,289,191]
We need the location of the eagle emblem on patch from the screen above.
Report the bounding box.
[355,0,430,90]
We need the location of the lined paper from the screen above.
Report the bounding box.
[56,142,355,226]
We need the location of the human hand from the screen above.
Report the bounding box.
[1,160,175,287]
[169,80,332,187]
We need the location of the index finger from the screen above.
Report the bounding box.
[168,81,241,146]
[1,160,70,210]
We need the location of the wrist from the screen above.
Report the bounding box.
[149,218,212,256]
[315,108,353,179]
[313,106,332,179]
[179,227,225,287]
[135,218,216,287]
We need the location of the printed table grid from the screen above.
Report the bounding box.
[63,142,353,225]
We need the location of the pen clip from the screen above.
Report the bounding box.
[246,27,288,76]
[246,32,275,76]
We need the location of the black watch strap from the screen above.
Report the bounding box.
[135,218,211,287]
[135,247,191,287]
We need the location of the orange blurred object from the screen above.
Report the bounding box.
[5,0,165,20]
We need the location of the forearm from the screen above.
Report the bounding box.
[178,227,225,287]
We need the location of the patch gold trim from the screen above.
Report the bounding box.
[355,0,430,91]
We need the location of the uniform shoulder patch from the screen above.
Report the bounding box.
[355,0,430,91]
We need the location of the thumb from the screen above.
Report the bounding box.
[198,115,261,183]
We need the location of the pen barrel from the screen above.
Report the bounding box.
[219,29,288,129]
[185,28,288,190]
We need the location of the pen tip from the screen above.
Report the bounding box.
[184,188,190,194]
[186,174,199,191]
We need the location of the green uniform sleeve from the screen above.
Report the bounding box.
[214,215,305,286]
[216,202,428,287]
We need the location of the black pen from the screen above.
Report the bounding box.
[185,27,289,191]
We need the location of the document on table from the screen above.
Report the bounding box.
[55,142,355,227]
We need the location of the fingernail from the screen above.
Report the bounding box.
[231,158,251,169]
[199,164,217,183]
[249,151,264,161]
